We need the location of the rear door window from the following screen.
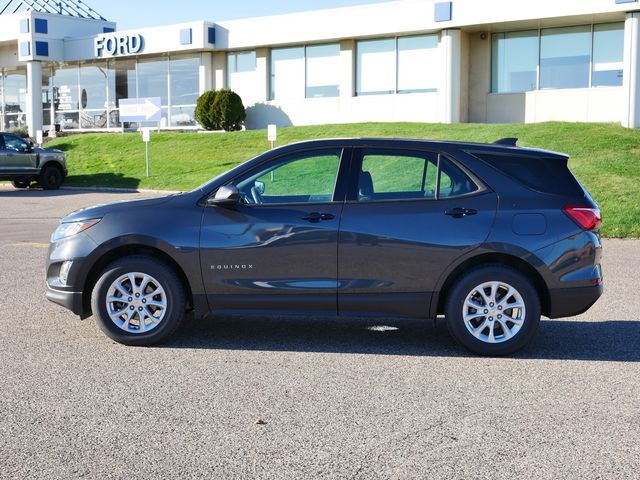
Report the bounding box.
[357,149,478,202]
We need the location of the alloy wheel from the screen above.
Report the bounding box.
[462,281,526,344]
[105,272,167,334]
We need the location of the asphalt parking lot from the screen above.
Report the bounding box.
[0,187,639,479]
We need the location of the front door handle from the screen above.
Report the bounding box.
[445,207,478,218]
[302,212,335,223]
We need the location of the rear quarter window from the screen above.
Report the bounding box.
[471,152,584,196]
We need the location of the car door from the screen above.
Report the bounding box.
[338,147,498,318]
[0,134,37,171]
[200,147,350,315]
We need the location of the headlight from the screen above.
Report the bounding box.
[51,219,101,242]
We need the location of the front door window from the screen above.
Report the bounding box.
[232,149,343,205]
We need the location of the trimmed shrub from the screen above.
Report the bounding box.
[213,89,246,131]
[195,89,246,131]
[195,90,219,131]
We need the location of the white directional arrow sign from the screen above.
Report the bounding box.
[119,97,162,122]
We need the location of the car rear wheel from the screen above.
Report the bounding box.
[11,179,31,189]
[39,165,64,190]
[445,265,540,356]
[91,255,185,346]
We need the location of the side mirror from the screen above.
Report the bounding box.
[254,180,265,195]
[208,185,240,206]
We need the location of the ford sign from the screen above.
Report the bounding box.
[95,34,144,57]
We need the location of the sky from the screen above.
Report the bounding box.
[95,0,397,30]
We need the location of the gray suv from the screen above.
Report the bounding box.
[46,137,602,356]
[0,133,67,189]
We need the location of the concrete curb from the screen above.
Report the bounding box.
[0,183,182,195]
[60,185,184,195]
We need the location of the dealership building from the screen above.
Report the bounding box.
[1,0,640,136]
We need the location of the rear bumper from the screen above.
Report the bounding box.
[547,284,603,319]
[45,284,85,316]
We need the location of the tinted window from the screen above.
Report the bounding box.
[233,149,342,205]
[4,135,28,152]
[358,150,477,201]
[473,153,584,196]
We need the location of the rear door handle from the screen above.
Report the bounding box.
[445,207,478,218]
[302,212,335,223]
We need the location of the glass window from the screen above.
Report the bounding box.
[79,63,109,110]
[111,58,136,103]
[358,151,477,202]
[270,47,305,100]
[491,31,538,93]
[397,35,439,93]
[228,51,258,102]
[306,44,340,98]
[53,66,79,130]
[359,152,438,201]
[170,56,200,106]
[79,62,110,128]
[232,149,342,205]
[53,66,79,112]
[3,70,27,131]
[169,56,199,127]
[592,23,624,87]
[540,26,591,89]
[4,134,29,152]
[4,71,27,114]
[170,105,196,127]
[356,39,396,95]
[137,58,169,105]
[438,158,478,198]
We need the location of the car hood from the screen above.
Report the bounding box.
[61,195,177,223]
[35,147,64,155]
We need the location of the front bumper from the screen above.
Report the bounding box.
[547,283,603,319]
[45,284,85,316]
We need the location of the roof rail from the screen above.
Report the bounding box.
[493,138,518,147]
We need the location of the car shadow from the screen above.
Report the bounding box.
[0,178,148,197]
[65,173,141,190]
[164,316,640,362]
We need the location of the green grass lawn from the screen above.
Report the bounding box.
[46,122,640,237]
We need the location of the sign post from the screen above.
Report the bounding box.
[267,124,277,149]
[118,98,162,177]
[142,128,151,177]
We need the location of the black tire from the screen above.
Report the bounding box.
[39,164,64,190]
[445,265,541,356]
[91,255,186,346]
[11,179,31,189]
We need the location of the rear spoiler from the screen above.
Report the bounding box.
[493,138,518,147]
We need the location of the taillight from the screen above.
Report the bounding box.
[563,206,602,231]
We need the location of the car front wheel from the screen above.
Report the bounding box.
[91,255,185,346]
[445,265,541,356]
[39,165,64,190]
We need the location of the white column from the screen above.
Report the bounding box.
[212,52,226,90]
[26,61,42,137]
[255,48,269,102]
[623,12,640,128]
[440,29,462,124]
[340,39,355,100]
[199,52,213,94]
